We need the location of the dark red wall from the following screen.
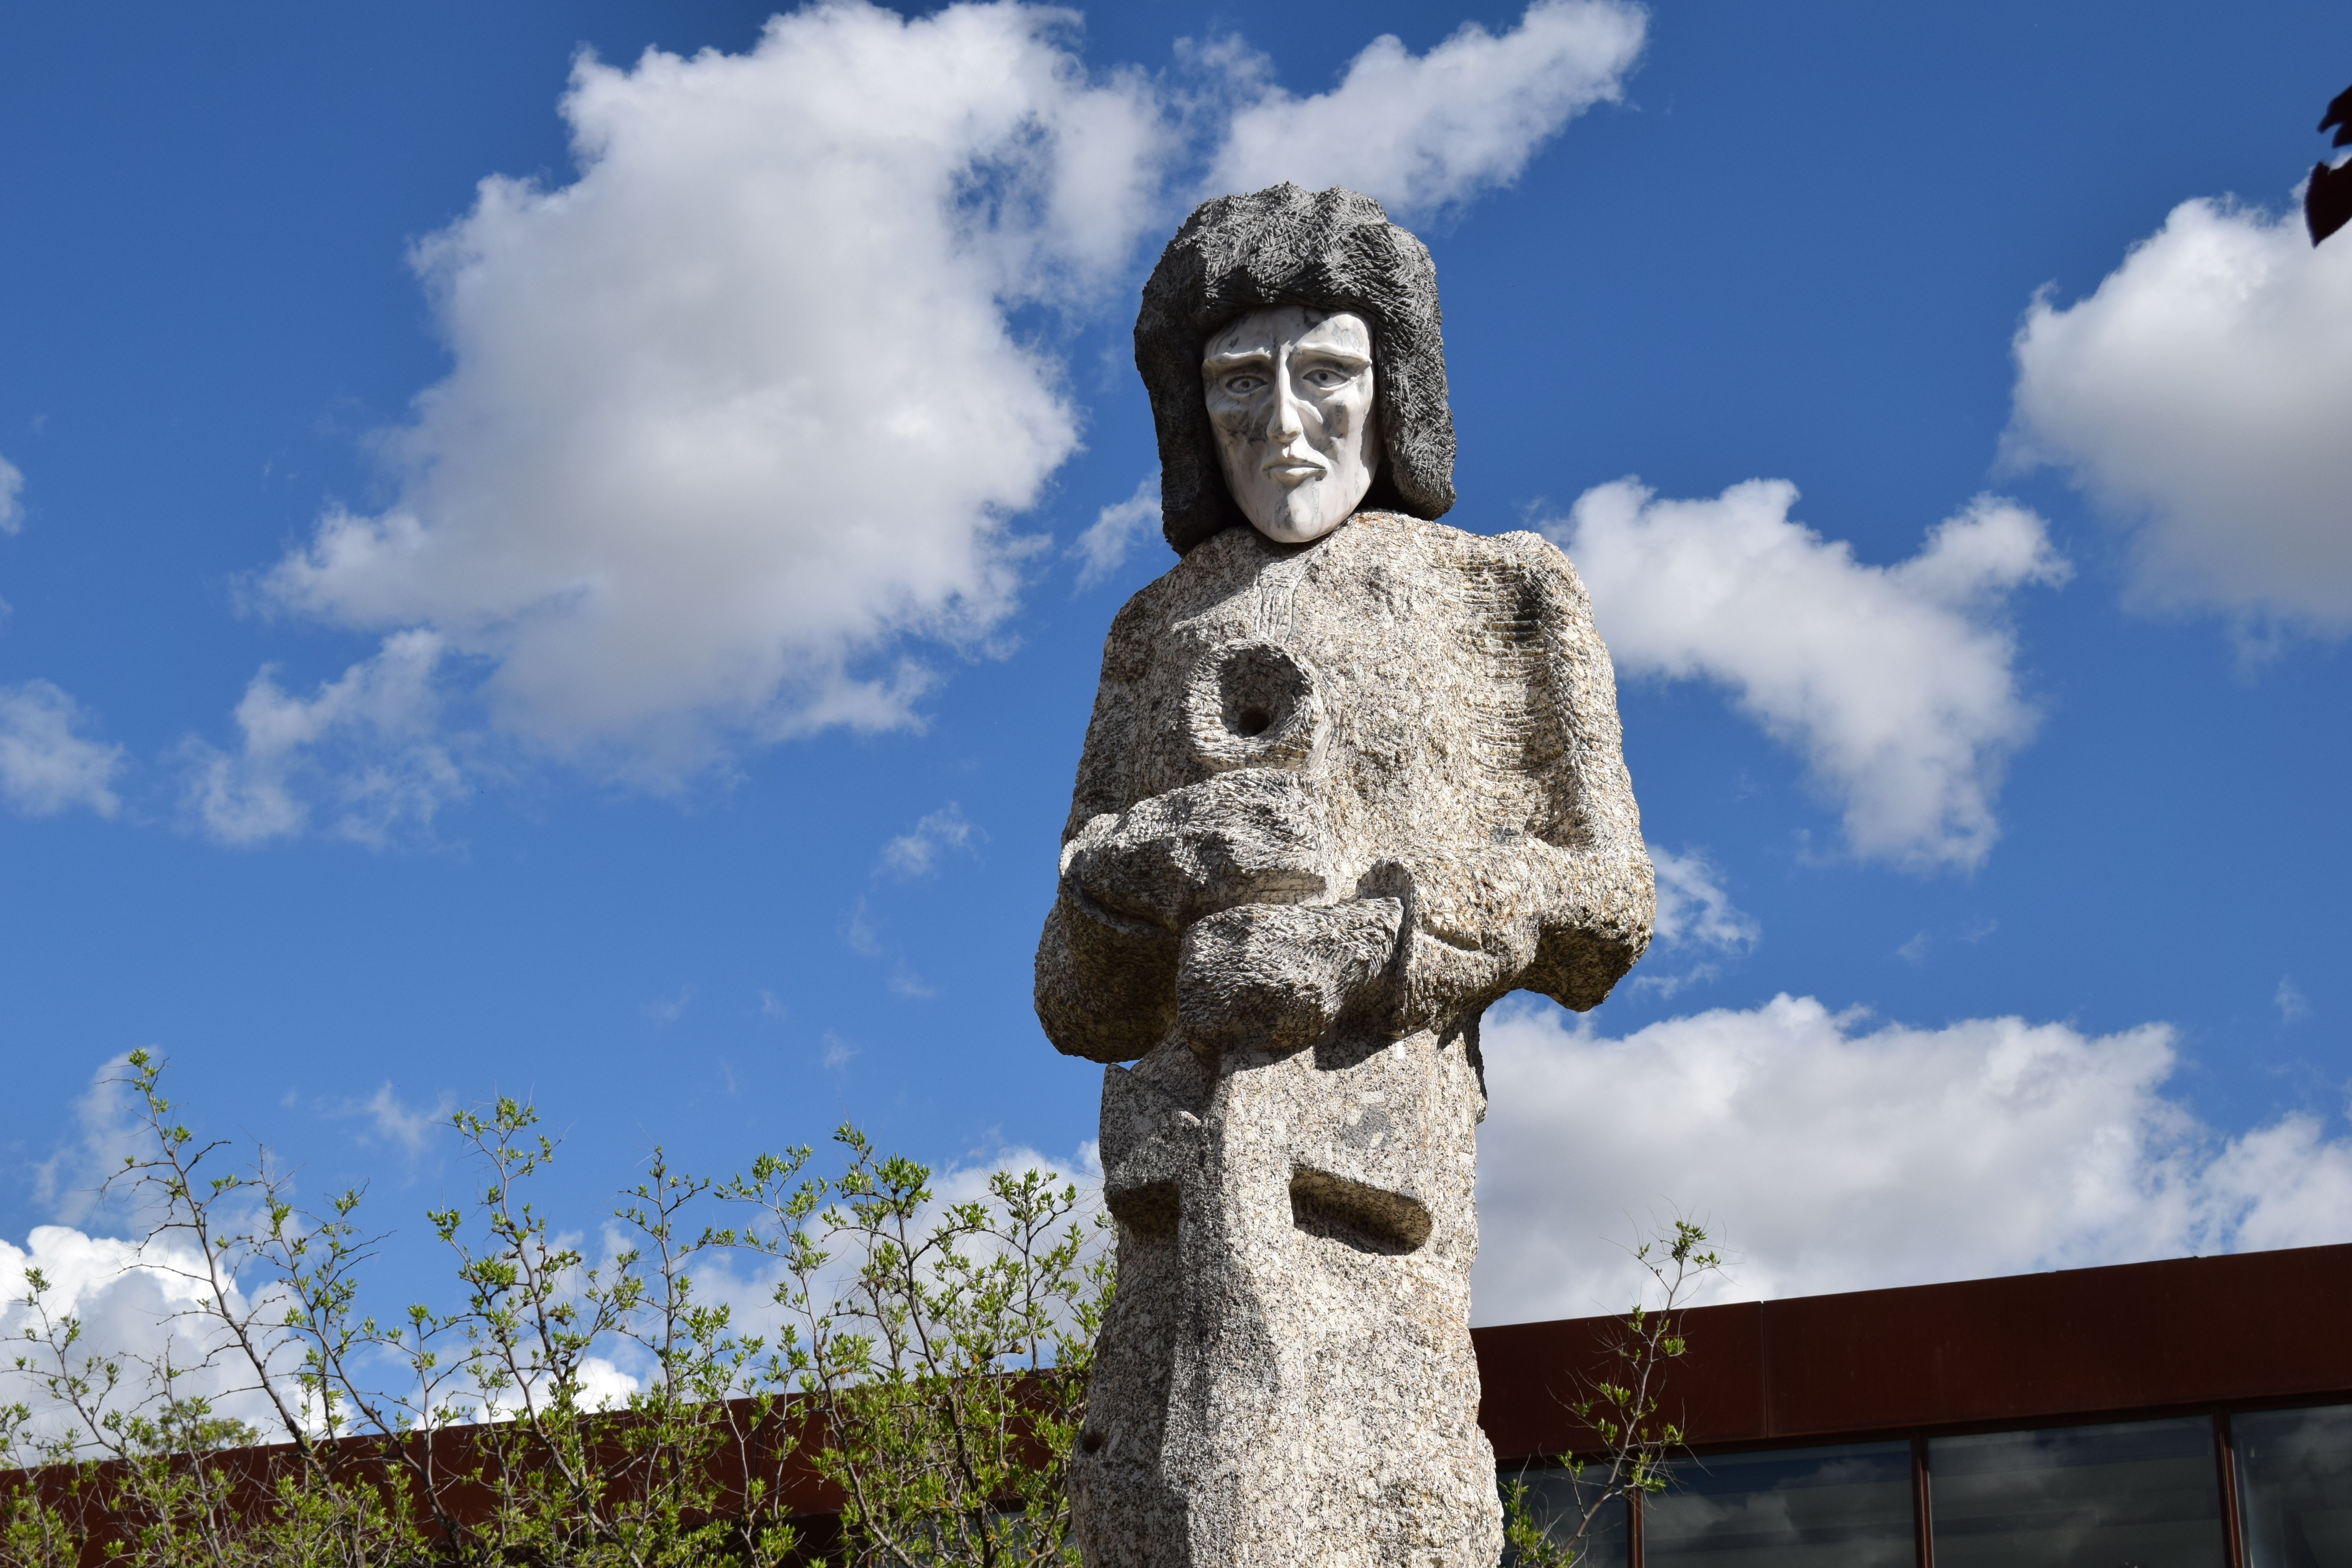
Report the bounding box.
[1473,1242,2352,1461]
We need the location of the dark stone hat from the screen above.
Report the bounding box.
[1135,183,1457,555]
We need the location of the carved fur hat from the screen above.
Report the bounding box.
[1136,183,1457,554]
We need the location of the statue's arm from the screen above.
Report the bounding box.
[1035,594,1177,1063]
[1383,537,1653,1033]
[1034,589,1341,1063]
[1034,876,1181,1065]
[1516,538,1655,1011]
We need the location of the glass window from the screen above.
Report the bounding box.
[1644,1441,1914,1567]
[1929,1416,2225,1568]
[1501,1465,1629,1567]
[2236,1403,2352,1568]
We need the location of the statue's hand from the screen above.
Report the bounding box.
[1177,897,1403,1054]
[1062,769,1333,934]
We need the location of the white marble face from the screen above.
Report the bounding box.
[1202,307,1379,545]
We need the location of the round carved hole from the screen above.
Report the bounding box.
[1080,1429,1105,1454]
[1185,638,1324,772]
[1216,644,1308,741]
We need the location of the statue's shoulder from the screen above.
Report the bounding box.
[1101,524,1273,679]
[1332,512,1591,605]
[1128,523,1283,615]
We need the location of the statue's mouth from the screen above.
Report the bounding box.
[1262,456,1326,486]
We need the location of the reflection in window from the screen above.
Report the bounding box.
[1929,1417,2225,1568]
[2238,1403,2352,1568]
[1640,1441,1913,1567]
[1500,1466,1628,1568]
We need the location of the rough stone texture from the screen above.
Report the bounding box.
[1037,513,1655,1566]
[1138,185,1457,555]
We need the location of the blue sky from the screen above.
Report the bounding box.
[2,0,2349,1367]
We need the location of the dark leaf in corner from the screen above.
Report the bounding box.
[2322,81,2352,147]
[2309,160,2352,246]
[2308,83,2352,245]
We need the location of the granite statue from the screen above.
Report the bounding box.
[1035,183,1656,1567]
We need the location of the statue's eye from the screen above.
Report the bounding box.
[1224,373,1265,394]
[1304,367,1348,389]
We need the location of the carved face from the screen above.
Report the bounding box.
[1202,307,1378,545]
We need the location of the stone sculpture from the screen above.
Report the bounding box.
[1036,184,1655,1567]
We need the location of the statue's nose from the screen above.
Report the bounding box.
[1267,377,1308,442]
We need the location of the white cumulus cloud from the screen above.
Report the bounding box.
[2007,196,2352,637]
[258,2,1171,787]
[1472,995,2352,1326]
[0,450,23,534]
[206,0,1648,822]
[356,1083,454,1151]
[878,802,981,878]
[1628,844,1757,1000]
[0,679,125,818]
[0,1225,299,1451]
[1648,844,1757,952]
[178,630,461,847]
[1552,480,2069,870]
[32,1058,155,1231]
[1204,0,1645,217]
[1070,471,1160,591]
